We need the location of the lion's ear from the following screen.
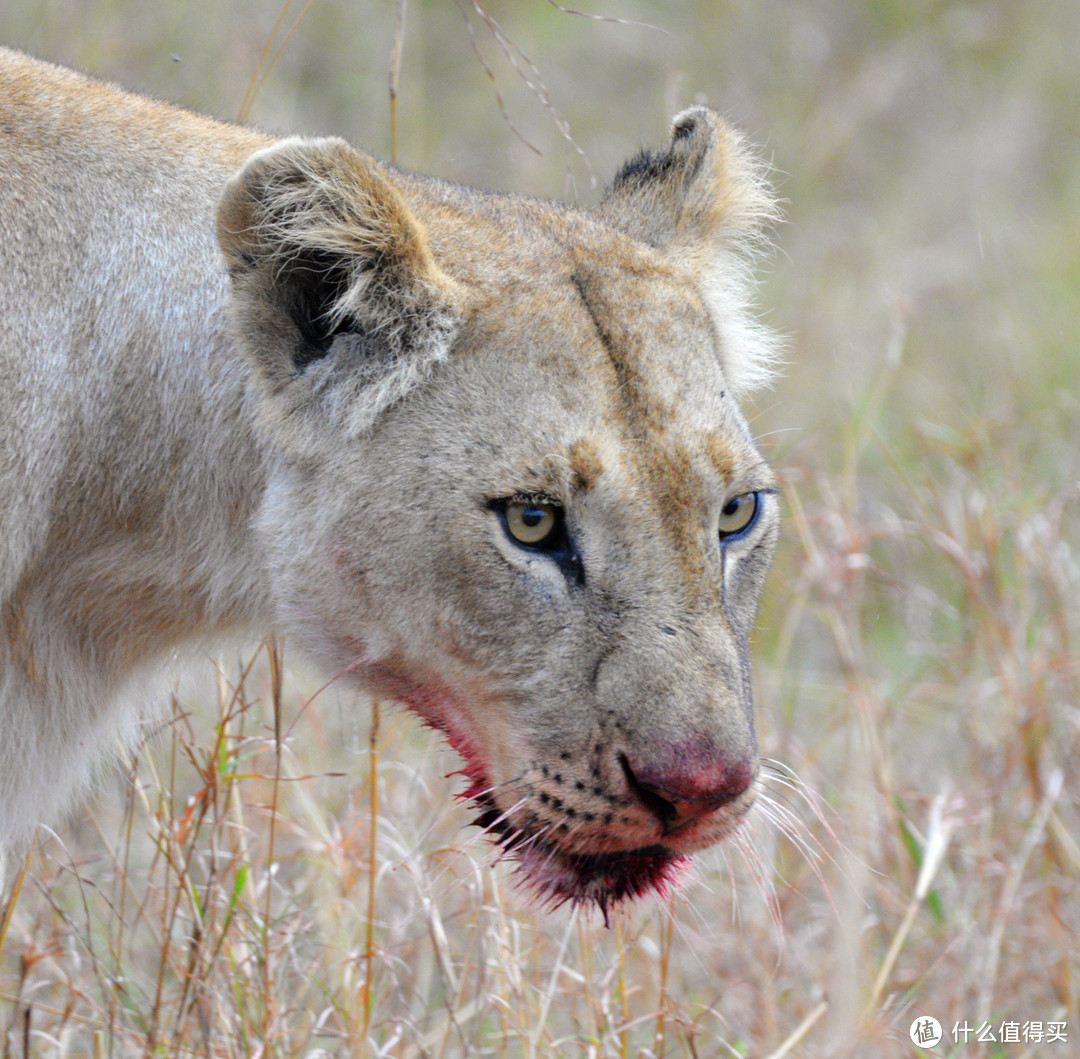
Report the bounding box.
[596,108,781,392]
[217,138,463,435]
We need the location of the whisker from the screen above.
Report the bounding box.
[732,821,786,955]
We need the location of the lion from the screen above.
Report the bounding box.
[0,47,781,914]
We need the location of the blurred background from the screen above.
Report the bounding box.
[2,2,1077,1056]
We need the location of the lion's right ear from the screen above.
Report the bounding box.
[217,138,464,437]
[596,109,781,393]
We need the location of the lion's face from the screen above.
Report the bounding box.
[218,109,780,912]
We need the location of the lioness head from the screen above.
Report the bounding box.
[217,109,780,915]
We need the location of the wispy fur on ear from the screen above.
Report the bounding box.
[596,108,782,394]
[217,138,465,437]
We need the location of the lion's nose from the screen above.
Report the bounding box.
[618,751,754,833]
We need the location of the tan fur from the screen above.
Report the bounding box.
[0,47,781,909]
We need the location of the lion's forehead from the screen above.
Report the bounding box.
[506,258,761,474]
[475,251,727,410]
[567,425,764,498]
[457,248,767,493]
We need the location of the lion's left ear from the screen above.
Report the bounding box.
[595,108,781,393]
[217,137,464,438]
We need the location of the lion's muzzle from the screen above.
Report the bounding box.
[618,748,756,837]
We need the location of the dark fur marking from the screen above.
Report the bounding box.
[569,270,639,414]
[610,130,706,193]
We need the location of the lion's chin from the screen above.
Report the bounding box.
[472,799,689,923]
[412,708,694,920]
[514,840,690,922]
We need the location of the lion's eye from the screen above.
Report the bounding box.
[718,492,760,540]
[503,501,561,547]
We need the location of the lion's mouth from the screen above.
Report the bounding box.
[430,723,692,919]
[472,794,690,922]
[379,683,695,918]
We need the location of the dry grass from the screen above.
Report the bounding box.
[2,1,1079,1055]
[3,412,1075,1057]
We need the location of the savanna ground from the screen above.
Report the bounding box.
[1,1,1077,1056]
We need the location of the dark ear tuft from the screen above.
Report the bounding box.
[610,110,712,195]
[599,106,773,256]
[672,112,696,140]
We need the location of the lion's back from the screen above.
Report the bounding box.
[0,48,270,599]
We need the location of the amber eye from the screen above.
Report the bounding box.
[503,501,561,547]
[718,492,760,540]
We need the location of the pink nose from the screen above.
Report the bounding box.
[619,751,755,832]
